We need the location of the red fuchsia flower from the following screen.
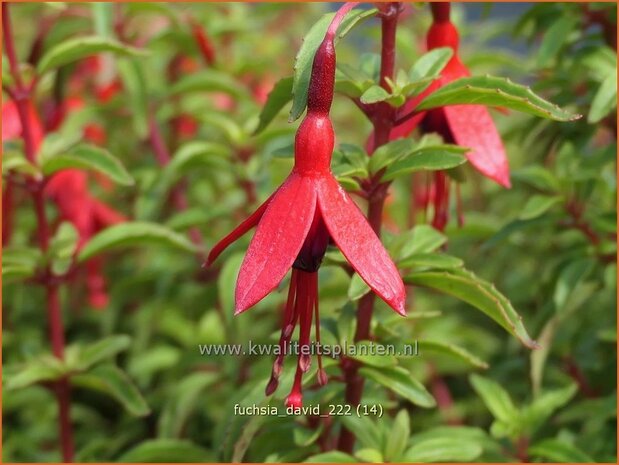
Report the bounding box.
[207,4,405,407]
[3,96,124,308]
[379,2,510,230]
[45,170,125,308]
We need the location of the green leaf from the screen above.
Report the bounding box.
[511,165,561,192]
[253,76,293,135]
[340,415,382,450]
[360,84,391,104]
[78,222,198,262]
[158,372,218,438]
[381,145,467,182]
[418,340,488,369]
[553,258,594,311]
[522,384,577,435]
[170,69,247,98]
[406,269,538,349]
[118,57,149,138]
[588,73,617,123]
[75,335,131,371]
[399,252,464,270]
[72,364,149,416]
[529,439,594,463]
[417,76,581,121]
[392,224,447,260]
[290,8,377,121]
[409,47,453,81]
[348,340,398,368]
[355,448,383,463]
[360,366,436,408]
[403,47,453,97]
[368,138,416,174]
[5,356,68,390]
[304,451,358,463]
[48,222,78,275]
[347,272,370,301]
[518,194,563,220]
[2,247,42,282]
[385,410,410,461]
[2,150,41,178]
[470,374,518,424]
[537,16,578,67]
[41,144,134,186]
[404,437,482,462]
[118,439,211,462]
[37,36,146,74]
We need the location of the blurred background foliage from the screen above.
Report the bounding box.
[2,2,616,463]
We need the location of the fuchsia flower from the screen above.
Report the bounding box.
[394,2,510,188]
[2,98,125,308]
[381,2,510,230]
[208,4,405,407]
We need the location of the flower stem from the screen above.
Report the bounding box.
[338,3,401,453]
[3,3,75,461]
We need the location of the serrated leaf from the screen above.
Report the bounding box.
[381,145,467,182]
[78,222,198,262]
[290,8,377,121]
[360,366,436,408]
[118,439,211,462]
[72,364,149,416]
[404,437,482,462]
[518,195,563,220]
[253,76,293,135]
[41,144,134,186]
[418,340,488,369]
[37,36,146,74]
[406,268,538,348]
[417,75,580,121]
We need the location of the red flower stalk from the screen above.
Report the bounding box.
[208,3,405,406]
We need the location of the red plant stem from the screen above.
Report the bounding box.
[147,117,206,259]
[3,3,75,461]
[338,3,401,453]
